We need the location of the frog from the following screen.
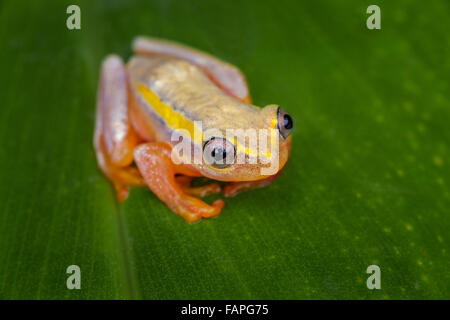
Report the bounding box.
[94,36,293,222]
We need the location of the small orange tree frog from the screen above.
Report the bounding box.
[94,37,293,222]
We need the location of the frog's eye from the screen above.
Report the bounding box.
[203,137,235,169]
[277,107,293,139]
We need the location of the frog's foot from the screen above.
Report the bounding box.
[94,55,145,201]
[175,176,222,198]
[223,170,283,197]
[176,196,225,222]
[134,142,225,222]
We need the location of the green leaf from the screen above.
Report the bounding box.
[0,0,448,299]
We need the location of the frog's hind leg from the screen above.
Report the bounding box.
[94,55,145,201]
[132,36,252,104]
[133,142,225,222]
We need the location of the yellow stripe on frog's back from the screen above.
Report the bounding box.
[137,82,274,159]
[137,83,203,144]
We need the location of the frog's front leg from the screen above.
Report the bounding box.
[222,170,283,197]
[175,176,221,198]
[134,142,225,222]
[94,55,145,201]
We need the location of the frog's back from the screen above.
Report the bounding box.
[127,55,261,142]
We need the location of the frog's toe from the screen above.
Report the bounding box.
[186,183,222,198]
[175,176,222,198]
[175,196,225,222]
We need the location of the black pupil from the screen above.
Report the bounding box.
[212,146,226,160]
[283,114,293,130]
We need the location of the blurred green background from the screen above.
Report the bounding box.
[0,0,448,299]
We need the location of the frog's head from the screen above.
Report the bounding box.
[196,104,293,181]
